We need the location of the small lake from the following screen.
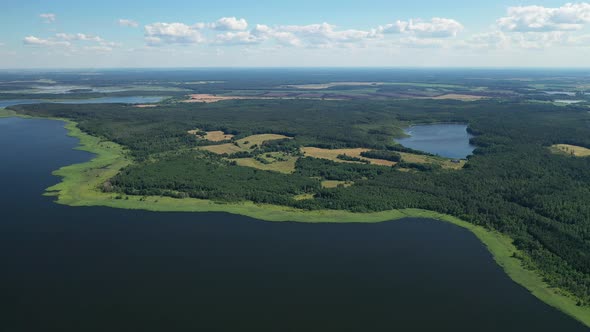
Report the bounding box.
[396,124,476,159]
[0,96,164,108]
[544,91,576,96]
[555,100,584,104]
[0,117,586,331]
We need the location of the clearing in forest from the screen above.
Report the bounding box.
[321,180,354,189]
[399,152,466,170]
[300,147,396,166]
[550,144,590,157]
[301,147,465,170]
[199,134,292,155]
[234,154,298,174]
[188,129,235,142]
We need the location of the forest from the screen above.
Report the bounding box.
[9,94,590,306]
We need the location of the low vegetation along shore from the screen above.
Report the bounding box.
[16,115,588,327]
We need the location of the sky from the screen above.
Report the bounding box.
[1,0,590,68]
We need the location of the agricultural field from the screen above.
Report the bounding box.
[301,147,396,166]
[550,144,590,157]
[188,129,234,142]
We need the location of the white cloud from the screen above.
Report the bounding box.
[279,23,378,46]
[511,31,568,49]
[119,19,139,28]
[40,13,56,23]
[406,18,464,38]
[144,22,205,45]
[215,31,261,45]
[379,21,409,34]
[498,3,590,32]
[210,17,248,31]
[461,31,510,49]
[56,33,103,42]
[23,36,70,47]
[143,17,461,48]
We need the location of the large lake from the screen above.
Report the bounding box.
[0,96,164,108]
[0,117,585,331]
[396,124,476,159]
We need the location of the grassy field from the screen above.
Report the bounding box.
[188,129,234,142]
[200,134,292,155]
[0,108,17,117]
[550,144,590,157]
[294,193,315,201]
[301,147,397,166]
[4,115,589,327]
[234,154,298,174]
[321,180,354,188]
[399,152,466,170]
[301,146,465,169]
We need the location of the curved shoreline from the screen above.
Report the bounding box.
[4,113,589,327]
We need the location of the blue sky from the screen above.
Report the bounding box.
[1,0,590,68]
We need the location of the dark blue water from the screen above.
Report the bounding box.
[397,124,476,159]
[0,117,586,331]
[0,96,163,108]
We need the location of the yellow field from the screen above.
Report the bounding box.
[399,152,466,170]
[199,133,292,155]
[235,134,291,147]
[188,129,234,142]
[234,155,298,174]
[301,147,396,166]
[550,144,590,157]
[293,193,315,201]
[200,143,243,154]
[321,180,354,188]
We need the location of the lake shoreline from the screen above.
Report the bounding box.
[2,112,589,327]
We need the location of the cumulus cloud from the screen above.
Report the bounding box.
[406,18,464,38]
[465,31,510,49]
[215,31,261,45]
[40,13,56,23]
[379,21,409,34]
[23,36,70,47]
[511,31,568,49]
[143,16,462,48]
[279,23,378,46]
[144,22,205,45]
[56,33,103,42]
[498,3,590,32]
[23,32,118,53]
[119,19,139,28]
[210,17,248,31]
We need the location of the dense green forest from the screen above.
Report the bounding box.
[10,96,590,306]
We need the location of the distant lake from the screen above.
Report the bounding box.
[544,91,576,96]
[555,100,583,104]
[397,124,475,159]
[0,117,586,332]
[0,96,164,108]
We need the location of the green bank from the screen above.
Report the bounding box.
[25,116,587,327]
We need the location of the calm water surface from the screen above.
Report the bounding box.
[396,124,476,159]
[0,118,586,332]
[0,96,164,108]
